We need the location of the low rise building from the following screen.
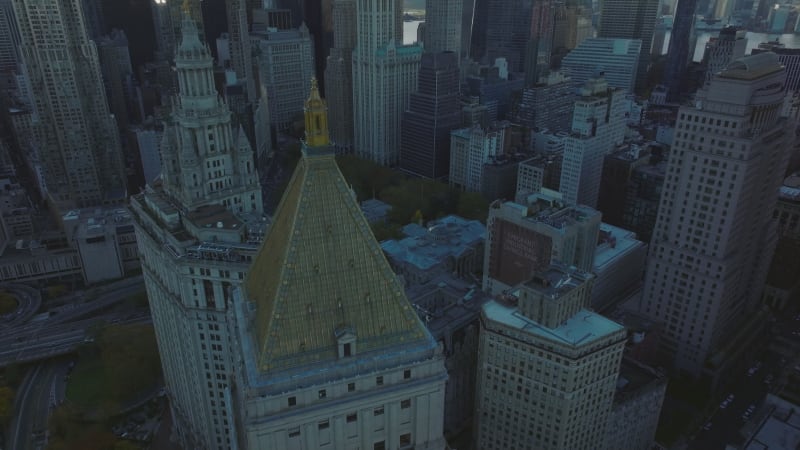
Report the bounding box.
[381,215,486,286]
[603,358,667,450]
[405,275,489,435]
[591,223,647,311]
[360,199,392,224]
[62,207,140,285]
[483,190,601,295]
[775,172,800,239]
[735,394,800,449]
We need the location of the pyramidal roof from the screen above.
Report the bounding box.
[245,81,430,373]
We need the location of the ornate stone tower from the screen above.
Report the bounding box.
[130,12,264,450]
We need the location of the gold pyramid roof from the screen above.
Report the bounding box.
[246,84,429,372]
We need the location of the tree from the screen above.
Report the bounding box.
[0,385,14,425]
[114,441,140,450]
[456,191,490,222]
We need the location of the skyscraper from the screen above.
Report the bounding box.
[324,0,356,152]
[597,0,659,92]
[560,76,627,208]
[639,53,793,380]
[0,0,20,74]
[663,0,697,101]
[352,0,422,165]
[475,263,626,449]
[253,23,315,129]
[130,13,263,449]
[523,0,556,86]
[400,52,462,179]
[12,0,126,211]
[424,0,463,56]
[560,38,642,93]
[702,26,746,85]
[485,0,533,72]
[229,78,448,450]
[225,0,255,100]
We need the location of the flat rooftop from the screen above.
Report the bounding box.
[525,265,590,300]
[744,396,800,450]
[484,300,624,347]
[185,204,243,231]
[594,223,645,272]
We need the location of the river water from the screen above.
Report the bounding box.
[403,20,800,60]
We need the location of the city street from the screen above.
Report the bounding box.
[6,360,68,450]
[688,319,800,449]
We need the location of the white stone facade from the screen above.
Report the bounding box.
[639,53,794,376]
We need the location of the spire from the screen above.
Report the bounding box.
[303,78,331,148]
[177,4,204,57]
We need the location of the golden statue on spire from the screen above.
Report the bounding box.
[304,77,330,147]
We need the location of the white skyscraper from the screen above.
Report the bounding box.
[639,53,794,380]
[130,14,263,450]
[560,76,626,208]
[352,0,422,166]
[423,0,463,56]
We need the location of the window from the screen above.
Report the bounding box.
[348,382,355,392]
[373,441,386,450]
[374,406,384,416]
[401,399,411,409]
[318,420,329,430]
[288,428,300,437]
[288,396,296,406]
[344,342,352,357]
[403,369,411,379]
[400,433,412,446]
[347,413,357,423]
[376,376,384,386]
[318,389,326,399]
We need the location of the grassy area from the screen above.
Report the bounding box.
[0,292,18,315]
[66,358,111,413]
[65,323,161,419]
[125,291,149,308]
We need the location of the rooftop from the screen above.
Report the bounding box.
[743,395,800,450]
[614,357,666,404]
[406,275,489,340]
[381,215,486,271]
[780,172,800,202]
[720,52,784,81]
[185,204,243,231]
[525,264,590,300]
[484,300,625,347]
[594,223,644,272]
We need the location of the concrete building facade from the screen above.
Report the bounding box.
[400,51,462,179]
[561,38,642,93]
[130,14,264,449]
[475,263,627,450]
[254,25,316,130]
[12,0,127,211]
[352,0,421,166]
[482,191,601,295]
[639,53,794,379]
[324,0,356,152]
[560,76,627,208]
